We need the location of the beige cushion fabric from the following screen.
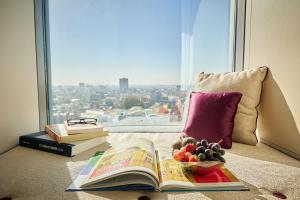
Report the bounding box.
[194,67,268,145]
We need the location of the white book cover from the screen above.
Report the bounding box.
[64,121,104,134]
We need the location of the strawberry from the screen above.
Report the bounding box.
[185,143,196,154]
[173,152,182,161]
[173,147,185,161]
[177,147,186,157]
[189,155,199,162]
[173,149,179,155]
[180,146,187,153]
[184,152,192,158]
[181,152,192,162]
[177,151,185,159]
[181,156,189,162]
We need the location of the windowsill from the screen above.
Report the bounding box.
[106,125,183,133]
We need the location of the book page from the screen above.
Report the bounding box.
[155,150,245,191]
[82,138,159,187]
[158,158,245,191]
[67,151,158,191]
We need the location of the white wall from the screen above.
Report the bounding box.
[244,0,300,158]
[0,0,39,154]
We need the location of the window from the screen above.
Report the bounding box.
[38,0,238,132]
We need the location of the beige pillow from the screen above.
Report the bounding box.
[194,67,268,145]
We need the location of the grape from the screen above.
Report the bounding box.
[218,149,225,156]
[200,139,208,148]
[198,153,206,161]
[208,143,214,149]
[212,143,221,152]
[196,141,202,147]
[195,146,206,155]
[218,156,226,163]
[210,157,220,161]
[173,137,226,163]
[204,149,213,158]
[212,152,219,158]
[213,152,226,163]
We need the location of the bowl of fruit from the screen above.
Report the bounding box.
[172,136,226,172]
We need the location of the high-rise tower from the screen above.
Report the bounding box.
[119,78,128,92]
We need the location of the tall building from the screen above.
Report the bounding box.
[79,82,85,88]
[78,82,86,94]
[119,78,128,92]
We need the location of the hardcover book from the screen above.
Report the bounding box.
[45,124,108,143]
[19,131,108,157]
[67,138,248,191]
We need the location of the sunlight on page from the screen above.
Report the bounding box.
[65,160,87,199]
[66,159,143,199]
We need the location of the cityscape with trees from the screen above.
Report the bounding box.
[51,78,187,129]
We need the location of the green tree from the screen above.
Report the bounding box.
[121,96,144,109]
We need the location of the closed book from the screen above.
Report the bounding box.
[45,124,108,143]
[64,121,103,134]
[19,131,108,157]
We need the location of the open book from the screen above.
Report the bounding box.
[67,138,248,192]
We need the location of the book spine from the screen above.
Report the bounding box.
[19,135,72,157]
[45,126,62,142]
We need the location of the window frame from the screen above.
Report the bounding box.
[34,0,246,131]
[34,0,52,130]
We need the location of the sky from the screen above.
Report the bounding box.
[49,0,231,86]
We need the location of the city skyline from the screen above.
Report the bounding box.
[51,82,186,126]
[52,81,182,87]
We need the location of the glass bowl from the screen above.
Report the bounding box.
[181,161,222,174]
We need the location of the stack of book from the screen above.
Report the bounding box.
[19,119,109,157]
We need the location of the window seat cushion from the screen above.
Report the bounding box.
[0,133,299,200]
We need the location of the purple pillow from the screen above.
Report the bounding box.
[183,92,242,149]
